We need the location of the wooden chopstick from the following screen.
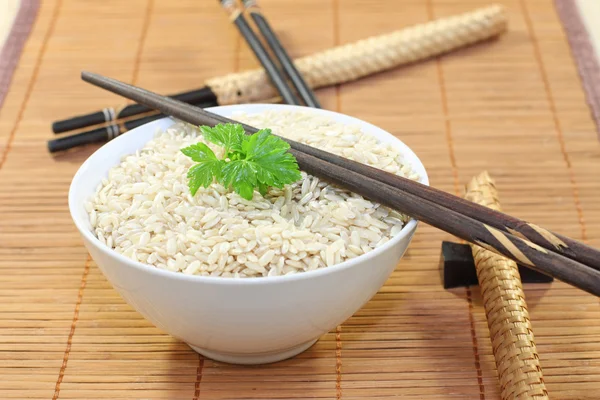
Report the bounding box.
[48,113,163,153]
[241,0,321,108]
[51,86,217,134]
[80,71,600,297]
[47,99,218,153]
[218,0,301,106]
[48,113,164,153]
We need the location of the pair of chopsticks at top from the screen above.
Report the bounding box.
[48,0,316,154]
[219,0,320,108]
[82,71,600,298]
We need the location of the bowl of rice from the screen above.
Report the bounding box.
[69,104,428,365]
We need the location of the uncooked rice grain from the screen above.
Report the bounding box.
[87,110,420,278]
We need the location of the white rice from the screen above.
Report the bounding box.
[86,110,420,278]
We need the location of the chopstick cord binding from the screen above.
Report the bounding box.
[107,124,120,140]
[101,108,115,123]
[220,0,242,21]
[526,223,568,250]
[242,0,259,12]
[484,225,535,267]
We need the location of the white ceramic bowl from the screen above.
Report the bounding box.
[69,104,429,365]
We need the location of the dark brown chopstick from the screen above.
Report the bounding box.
[218,0,302,106]
[52,86,217,134]
[241,0,321,108]
[80,71,600,297]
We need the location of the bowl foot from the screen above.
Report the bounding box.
[188,338,318,365]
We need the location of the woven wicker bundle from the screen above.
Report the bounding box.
[465,172,549,400]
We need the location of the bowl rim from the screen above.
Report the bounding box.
[69,104,429,286]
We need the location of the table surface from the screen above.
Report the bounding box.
[1,0,599,399]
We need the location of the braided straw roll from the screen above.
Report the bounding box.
[207,4,507,105]
[465,172,549,400]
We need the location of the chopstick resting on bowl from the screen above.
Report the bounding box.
[240,0,321,108]
[80,71,600,298]
[218,0,302,106]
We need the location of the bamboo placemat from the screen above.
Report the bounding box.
[0,0,40,110]
[1,0,599,399]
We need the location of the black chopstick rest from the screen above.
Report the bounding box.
[441,241,553,289]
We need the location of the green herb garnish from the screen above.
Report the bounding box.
[181,123,302,200]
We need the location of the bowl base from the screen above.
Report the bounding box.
[188,338,318,365]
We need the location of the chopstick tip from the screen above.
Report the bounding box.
[81,71,96,82]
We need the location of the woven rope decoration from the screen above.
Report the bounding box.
[465,172,549,400]
[207,4,507,105]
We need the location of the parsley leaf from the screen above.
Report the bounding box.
[244,129,302,188]
[220,160,257,201]
[200,123,245,155]
[180,143,222,195]
[181,142,218,163]
[257,182,269,196]
[182,124,301,200]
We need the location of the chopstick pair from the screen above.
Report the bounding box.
[219,0,320,108]
[81,71,600,298]
[51,86,217,134]
[47,99,218,153]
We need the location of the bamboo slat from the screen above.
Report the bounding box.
[0,0,599,399]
